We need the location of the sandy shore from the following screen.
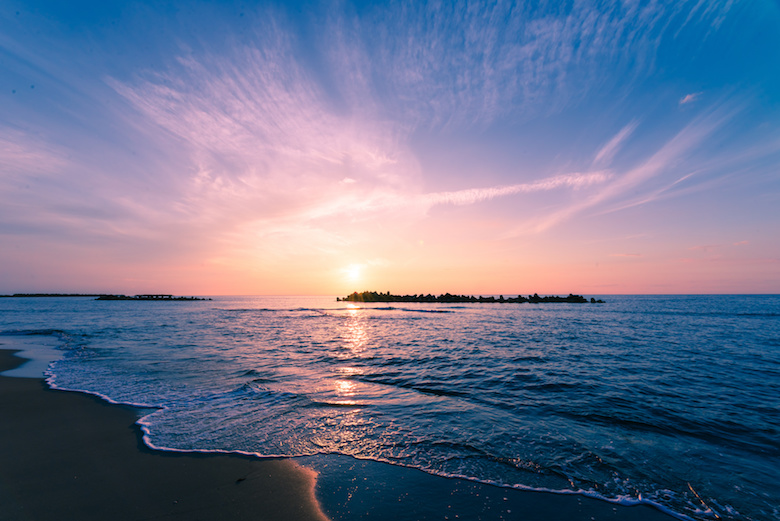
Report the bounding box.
[0,349,328,521]
[1,347,677,521]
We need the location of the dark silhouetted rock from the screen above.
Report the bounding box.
[339,291,602,304]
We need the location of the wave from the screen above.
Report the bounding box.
[617,309,780,319]
[214,307,283,313]
[558,409,780,457]
[306,400,370,409]
[0,328,69,337]
[346,373,470,398]
[213,305,458,317]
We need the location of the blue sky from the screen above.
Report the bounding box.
[1,0,779,294]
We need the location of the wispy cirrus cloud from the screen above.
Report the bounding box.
[109,50,403,182]
[680,92,703,105]
[110,7,645,240]
[353,1,676,130]
[315,171,612,220]
[106,10,751,255]
[0,129,68,176]
[4,1,757,264]
[593,122,638,167]
[419,172,611,208]
[108,33,418,234]
[504,102,744,235]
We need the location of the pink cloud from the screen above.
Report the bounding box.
[679,92,702,105]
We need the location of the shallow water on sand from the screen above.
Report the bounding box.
[1,295,778,520]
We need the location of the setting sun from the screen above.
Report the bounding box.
[343,264,363,284]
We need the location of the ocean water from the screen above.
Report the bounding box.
[1,295,778,520]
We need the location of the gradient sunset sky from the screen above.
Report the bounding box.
[2,0,779,295]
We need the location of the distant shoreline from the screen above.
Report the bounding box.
[339,291,605,304]
[0,293,109,298]
[0,293,211,301]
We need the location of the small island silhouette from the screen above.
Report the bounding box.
[338,291,604,304]
[95,294,211,301]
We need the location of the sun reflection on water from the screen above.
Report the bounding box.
[334,378,357,397]
[341,309,368,356]
[327,311,370,408]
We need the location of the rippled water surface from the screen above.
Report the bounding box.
[1,295,778,520]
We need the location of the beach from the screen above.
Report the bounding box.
[0,343,680,521]
[0,348,328,521]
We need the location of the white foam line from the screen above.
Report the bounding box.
[43,361,691,521]
[119,424,694,521]
[44,373,293,461]
[45,375,161,410]
[334,453,695,521]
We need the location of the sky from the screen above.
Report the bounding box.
[1,0,779,296]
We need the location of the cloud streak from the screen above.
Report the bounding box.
[356,2,677,129]
[503,102,747,235]
[0,129,68,176]
[106,21,757,256]
[679,92,702,105]
[420,172,611,208]
[593,122,638,167]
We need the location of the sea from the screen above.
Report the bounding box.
[1,295,778,520]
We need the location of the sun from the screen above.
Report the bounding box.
[343,264,363,284]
